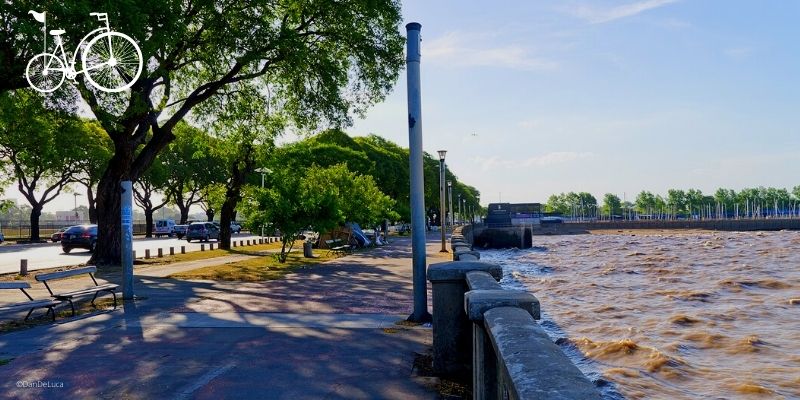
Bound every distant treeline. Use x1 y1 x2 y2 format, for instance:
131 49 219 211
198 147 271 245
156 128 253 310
546 186 800 219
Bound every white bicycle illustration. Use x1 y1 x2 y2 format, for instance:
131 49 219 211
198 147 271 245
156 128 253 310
25 11 142 93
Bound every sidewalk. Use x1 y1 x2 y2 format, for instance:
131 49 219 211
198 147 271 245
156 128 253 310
0 235 448 399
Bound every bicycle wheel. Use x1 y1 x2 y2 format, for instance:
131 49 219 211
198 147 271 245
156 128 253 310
25 53 65 93
82 31 142 93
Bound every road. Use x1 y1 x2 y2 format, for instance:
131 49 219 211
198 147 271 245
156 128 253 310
0 233 265 275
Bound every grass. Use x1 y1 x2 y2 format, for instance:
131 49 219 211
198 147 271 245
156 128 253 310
168 251 342 281
134 240 290 267
0 240 291 282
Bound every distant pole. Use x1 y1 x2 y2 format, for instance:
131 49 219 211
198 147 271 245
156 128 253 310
405 22 431 322
437 150 447 253
120 181 134 300
447 180 453 231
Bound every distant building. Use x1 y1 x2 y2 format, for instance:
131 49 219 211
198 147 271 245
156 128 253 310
55 211 86 222
485 203 542 227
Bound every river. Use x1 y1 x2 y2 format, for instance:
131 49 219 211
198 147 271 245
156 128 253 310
480 230 800 399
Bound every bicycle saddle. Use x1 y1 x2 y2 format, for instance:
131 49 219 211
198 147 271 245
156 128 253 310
49 29 65 36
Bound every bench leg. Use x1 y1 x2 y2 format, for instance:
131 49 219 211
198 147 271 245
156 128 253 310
47 306 55 321
67 300 75 317
25 308 35 321
109 290 118 309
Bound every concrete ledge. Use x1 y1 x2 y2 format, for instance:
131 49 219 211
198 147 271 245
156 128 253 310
427 261 502 282
453 250 480 261
465 271 502 291
484 307 601 399
458 254 479 262
465 289 541 321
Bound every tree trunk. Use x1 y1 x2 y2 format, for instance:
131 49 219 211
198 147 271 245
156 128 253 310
29 204 42 242
205 208 215 222
176 201 190 224
144 205 154 238
218 145 253 250
87 185 98 224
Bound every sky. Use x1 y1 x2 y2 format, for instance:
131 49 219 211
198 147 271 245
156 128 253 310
6 0 800 213
348 0 800 205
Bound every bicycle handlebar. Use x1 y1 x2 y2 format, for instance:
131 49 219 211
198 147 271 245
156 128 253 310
89 12 108 20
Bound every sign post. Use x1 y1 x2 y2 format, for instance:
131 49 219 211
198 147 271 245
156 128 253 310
121 181 134 300
405 22 432 322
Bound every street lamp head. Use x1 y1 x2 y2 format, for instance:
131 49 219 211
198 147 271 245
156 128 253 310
447 180 452 187
437 150 447 161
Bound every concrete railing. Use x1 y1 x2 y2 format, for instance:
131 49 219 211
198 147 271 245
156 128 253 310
428 228 600 399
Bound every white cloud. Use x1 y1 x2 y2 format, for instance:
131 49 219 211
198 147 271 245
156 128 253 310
472 152 594 171
424 32 558 71
568 0 680 24
724 47 753 60
521 151 594 167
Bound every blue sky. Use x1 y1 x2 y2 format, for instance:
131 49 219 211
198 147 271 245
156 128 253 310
349 0 800 204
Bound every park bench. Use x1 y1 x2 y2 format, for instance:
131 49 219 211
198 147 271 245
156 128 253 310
35 266 119 316
0 282 63 321
324 239 352 256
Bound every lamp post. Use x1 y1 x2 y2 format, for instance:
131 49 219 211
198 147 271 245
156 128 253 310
437 150 447 253
73 193 81 221
447 180 453 233
255 167 271 238
458 194 462 224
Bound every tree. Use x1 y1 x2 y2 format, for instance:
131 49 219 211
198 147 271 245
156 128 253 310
162 123 225 224
635 191 657 215
133 155 169 238
0 90 84 240
243 164 395 262
602 193 622 217
199 183 227 222
3 1 404 265
73 120 113 223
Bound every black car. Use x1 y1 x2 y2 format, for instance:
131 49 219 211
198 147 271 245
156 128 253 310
61 225 98 253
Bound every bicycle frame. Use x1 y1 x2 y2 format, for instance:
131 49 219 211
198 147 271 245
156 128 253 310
44 23 111 77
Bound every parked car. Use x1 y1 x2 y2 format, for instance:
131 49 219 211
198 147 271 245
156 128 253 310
185 222 219 242
230 221 242 234
174 224 189 239
61 225 98 253
51 227 68 242
154 219 176 238
0 232 4 244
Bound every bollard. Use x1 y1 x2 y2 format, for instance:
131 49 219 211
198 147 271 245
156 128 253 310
247 240 251 246
259 239 263 244
20 259 28 276
181 246 186 254
132 250 137 259
240 240 244 247
209 243 214 250
158 248 163 258
233 241 237 247
170 247 175 256
201 244 205 251
145 249 151 259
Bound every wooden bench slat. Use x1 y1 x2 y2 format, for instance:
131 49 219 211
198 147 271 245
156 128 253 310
35 266 98 282
53 284 119 299
0 299 61 313
0 282 31 289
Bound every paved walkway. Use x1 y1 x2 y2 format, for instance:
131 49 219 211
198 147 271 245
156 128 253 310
0 235 449 399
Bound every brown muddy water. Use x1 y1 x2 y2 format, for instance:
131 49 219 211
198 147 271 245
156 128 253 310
481 230 800 399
